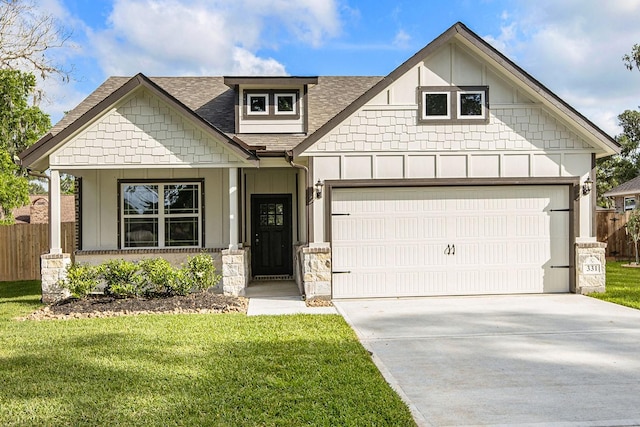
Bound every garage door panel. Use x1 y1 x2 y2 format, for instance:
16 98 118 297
332 185 570 298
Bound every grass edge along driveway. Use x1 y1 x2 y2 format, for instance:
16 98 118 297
590 261 640 310
0 281 415 426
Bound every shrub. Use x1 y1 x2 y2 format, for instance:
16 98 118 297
139 258 175 295
102 259 143 298
58 263 101 299
184 253 221 292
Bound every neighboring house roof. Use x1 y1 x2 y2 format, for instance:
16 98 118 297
603 176 640 198
12 195 76 224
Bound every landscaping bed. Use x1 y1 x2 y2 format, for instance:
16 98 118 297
21 291 247 320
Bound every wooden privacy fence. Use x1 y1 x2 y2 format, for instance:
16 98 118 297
596 210 636 260
0 222 75 282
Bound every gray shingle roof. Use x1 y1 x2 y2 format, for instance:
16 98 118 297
50 75 382 153
604 176 640 198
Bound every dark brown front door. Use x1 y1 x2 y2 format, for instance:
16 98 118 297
251 194 292 276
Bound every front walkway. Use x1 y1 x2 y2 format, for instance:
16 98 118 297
245 280 336 316
335 294 640 427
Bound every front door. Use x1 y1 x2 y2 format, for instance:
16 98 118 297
251 194 293 276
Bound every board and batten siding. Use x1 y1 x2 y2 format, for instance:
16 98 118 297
303 41 596 242
49 88 247 169
76 168 229 250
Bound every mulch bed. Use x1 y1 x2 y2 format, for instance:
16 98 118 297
20 292 248 321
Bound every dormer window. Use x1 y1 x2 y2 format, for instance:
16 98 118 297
243 90 300 119
275 93 296 114
248 94 268 115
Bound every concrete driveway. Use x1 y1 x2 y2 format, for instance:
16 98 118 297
334 294 640 427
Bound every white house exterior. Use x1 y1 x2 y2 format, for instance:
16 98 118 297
19 23 618 302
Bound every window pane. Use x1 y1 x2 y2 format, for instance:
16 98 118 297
165 184 198 214
250 96 267 112
424 93 448 117
123 185 158 215
165 217 198 246
124 218 158 247
460 93 483 116
277 95 294 112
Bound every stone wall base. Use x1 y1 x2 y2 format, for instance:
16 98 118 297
301 245 331 301
41 253 72 303
575 242 607 294
222 247 250 296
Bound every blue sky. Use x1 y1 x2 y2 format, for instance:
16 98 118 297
36 0 640 137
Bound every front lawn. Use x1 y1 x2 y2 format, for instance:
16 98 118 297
0 281 415 426
590 262 640 309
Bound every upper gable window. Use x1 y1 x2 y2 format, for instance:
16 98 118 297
459 91 485 118
418 86 489 124
243 90 300 120
423 92 451 120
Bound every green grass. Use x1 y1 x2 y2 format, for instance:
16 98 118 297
0 281 415 426
590 262 640 309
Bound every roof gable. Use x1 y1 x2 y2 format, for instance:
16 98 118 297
49 87 254 169
20 74 257 169
292 22 620 158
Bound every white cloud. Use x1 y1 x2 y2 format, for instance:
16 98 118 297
85 0 342 77
393 29 411 49
485 0 640 137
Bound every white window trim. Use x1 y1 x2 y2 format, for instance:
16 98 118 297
246 93 269 115
457 90 486 119
624 196 636 211
121 182 202 249
422 91 451 120
274 92 297 115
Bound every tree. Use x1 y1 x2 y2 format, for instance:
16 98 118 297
623 44 640 72
0 0 71 81
0 69 50 223
0 150 28 223
0 69 50 157
596 110 640 206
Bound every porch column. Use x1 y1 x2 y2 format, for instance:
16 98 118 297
229 167 239 249
49 169 62 254
41 169 71 303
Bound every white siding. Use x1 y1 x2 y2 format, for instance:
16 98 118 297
76 168 228 250
50 89 247 169
304 39 596 242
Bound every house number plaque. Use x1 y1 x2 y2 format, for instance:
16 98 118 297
582 256 602 275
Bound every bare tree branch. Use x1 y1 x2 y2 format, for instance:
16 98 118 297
0 0 72 84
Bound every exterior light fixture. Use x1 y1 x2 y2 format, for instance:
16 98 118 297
315 180 324 199
582 177 593 196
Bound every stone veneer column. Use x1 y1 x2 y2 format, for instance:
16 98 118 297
302 246 331 301
575 242 607 294
40 253 72 303
222 247 250 296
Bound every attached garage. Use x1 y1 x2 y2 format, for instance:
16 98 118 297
330 184 572 298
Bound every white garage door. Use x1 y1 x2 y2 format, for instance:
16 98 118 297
331 186 570 298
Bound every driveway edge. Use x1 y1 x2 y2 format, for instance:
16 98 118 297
334 301 432 427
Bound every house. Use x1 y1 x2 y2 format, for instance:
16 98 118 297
12 195 76 224
19 22 619 303
603 176 640 211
